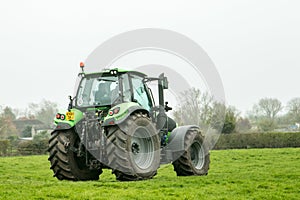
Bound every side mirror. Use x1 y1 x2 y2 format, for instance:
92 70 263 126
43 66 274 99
163 77 168 89
68 96 73 111
159 73 169 89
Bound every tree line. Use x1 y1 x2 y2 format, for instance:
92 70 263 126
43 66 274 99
1 89 300 140
0 90 299 156
173 88 300 134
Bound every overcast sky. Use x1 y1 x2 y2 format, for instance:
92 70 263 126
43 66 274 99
0 0 299 115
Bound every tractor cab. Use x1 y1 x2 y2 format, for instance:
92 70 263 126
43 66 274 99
74 69 154 111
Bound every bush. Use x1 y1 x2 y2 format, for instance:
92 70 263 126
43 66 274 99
17 139 48 155
17 140 35 155
17 131 50 155
0 140 10 156
213 132 300 150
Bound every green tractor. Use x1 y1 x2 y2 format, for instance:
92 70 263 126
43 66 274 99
48 64 210 181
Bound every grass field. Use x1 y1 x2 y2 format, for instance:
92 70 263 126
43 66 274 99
0 148 299 200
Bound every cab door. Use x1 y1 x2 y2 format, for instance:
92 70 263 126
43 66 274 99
129 74 153 111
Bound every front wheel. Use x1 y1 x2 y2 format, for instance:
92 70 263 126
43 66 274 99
172 129 210 176
106 113 160 181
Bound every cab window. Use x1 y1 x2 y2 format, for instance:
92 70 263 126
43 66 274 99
131 75 151 110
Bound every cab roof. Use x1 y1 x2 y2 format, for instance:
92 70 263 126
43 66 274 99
84 68 147 77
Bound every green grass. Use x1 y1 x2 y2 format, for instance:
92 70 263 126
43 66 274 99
0 148 299 200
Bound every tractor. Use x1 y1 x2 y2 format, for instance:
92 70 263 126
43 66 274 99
48 63 210 181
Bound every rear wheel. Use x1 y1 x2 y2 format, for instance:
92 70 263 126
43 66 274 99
48 129 102 181
106 113 160 181
172 129 210 176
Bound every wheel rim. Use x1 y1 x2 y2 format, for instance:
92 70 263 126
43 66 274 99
131 127 155 170
190 141 205 170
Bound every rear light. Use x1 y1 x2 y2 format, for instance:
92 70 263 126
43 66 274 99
60 114 66 120
56 113 61 119
109 107 120 116
113 107 120 114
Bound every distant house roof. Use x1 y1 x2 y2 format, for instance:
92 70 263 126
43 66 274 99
13 119 46 131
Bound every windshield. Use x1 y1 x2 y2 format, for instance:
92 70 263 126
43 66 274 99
76 75 118 107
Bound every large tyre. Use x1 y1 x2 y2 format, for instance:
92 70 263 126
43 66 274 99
172 129 210 176
106 113 160 181
48 129 102 181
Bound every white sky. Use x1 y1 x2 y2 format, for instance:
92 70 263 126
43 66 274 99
0 0 300 115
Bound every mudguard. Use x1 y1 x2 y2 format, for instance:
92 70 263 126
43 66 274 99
166 125 201 160
102 102 149 126
53 108 84 130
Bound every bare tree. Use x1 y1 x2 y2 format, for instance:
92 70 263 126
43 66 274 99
210 103 239 134
250 98 283 131
0 107 17 138
257 98 283 119
200 92 214 125
172 88 213 129
28 99 58 127
172 87 235 133
286 97 300 123
209 102 226 131
235 117 252 133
